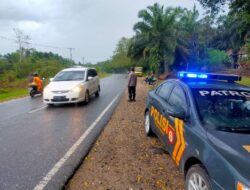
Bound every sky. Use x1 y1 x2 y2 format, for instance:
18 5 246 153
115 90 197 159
0 0 205 64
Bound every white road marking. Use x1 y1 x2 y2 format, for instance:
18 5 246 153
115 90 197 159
28 106 47 114
33 94 119 190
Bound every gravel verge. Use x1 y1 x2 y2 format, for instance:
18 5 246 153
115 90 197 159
66 79 185 190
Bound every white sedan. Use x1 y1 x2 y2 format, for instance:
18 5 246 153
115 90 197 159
43 67 100 105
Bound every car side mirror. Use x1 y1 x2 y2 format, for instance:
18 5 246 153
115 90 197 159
167 106 186 120
50 78 54 82
88 76 93 81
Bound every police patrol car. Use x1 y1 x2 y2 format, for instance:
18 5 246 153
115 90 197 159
144 72 250 190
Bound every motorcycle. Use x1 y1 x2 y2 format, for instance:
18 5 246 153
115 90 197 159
28 78 44 98
28 85 42 97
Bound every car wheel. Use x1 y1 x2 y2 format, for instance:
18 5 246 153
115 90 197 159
186 164 212 190
85 90 90 104
47 103 54 107
95 86 100 97
145 111 154 136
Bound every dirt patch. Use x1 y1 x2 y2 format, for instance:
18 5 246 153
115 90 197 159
66 79 185 190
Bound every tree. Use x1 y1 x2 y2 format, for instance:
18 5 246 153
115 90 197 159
201 49 231 71
174 6 201 71
127 3 247 73
13 28 30 64
128 3 182 73
196 0 250 23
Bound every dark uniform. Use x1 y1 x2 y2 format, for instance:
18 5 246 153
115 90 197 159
128 69 137 101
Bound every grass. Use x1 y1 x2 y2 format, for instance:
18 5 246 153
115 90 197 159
238 77 250 86
0 88 28 102
99 72 111 79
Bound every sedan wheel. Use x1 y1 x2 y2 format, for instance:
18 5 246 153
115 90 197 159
144 111 154 136
186 165 211 190
85 91 90 104
95 86 100 97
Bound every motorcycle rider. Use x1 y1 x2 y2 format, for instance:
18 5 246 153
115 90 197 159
30 73 43 91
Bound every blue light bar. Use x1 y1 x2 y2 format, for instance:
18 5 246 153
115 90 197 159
198 74 208 79
179 72 184 77
177 71 241 82
187 73 197 78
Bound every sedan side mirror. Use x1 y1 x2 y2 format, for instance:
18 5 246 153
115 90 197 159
167 106 186 120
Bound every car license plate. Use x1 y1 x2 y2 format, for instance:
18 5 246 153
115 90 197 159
53 96 66 100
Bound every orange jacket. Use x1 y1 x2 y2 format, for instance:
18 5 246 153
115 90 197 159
33 76 43 91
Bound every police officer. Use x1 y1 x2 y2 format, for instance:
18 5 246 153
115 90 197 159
128 67 137 102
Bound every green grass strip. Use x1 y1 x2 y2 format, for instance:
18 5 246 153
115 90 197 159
238 77 250 87
0 88 28 102
98 72 111 79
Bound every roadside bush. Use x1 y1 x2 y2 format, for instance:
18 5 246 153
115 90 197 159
14 61 34 78
200 49 231 71
2 71 16 82
39 64 64 78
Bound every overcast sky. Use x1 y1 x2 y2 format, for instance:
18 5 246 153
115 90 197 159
0 0 205 64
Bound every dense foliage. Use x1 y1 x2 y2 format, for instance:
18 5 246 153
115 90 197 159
197 0 250 17
0 49 72 88
125 2 250 74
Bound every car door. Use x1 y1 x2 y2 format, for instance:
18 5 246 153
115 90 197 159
149 82 174 141
165 85 188 166
86 69 94 94
92 69 99 92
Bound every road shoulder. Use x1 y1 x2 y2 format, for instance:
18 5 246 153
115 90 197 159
66 79 185 190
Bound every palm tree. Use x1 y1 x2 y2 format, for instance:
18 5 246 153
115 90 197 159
128 3 182 73
175 6 201 70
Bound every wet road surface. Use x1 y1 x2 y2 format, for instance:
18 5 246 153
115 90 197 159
0 74 127 190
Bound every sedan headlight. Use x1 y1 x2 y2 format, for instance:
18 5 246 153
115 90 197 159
43 87 49 93
71 86 81 93
237 182 250 190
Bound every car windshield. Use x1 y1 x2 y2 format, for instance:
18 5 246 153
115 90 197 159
192 89 250 132
53 71 85 81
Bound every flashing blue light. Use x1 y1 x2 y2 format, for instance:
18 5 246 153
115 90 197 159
178 72 208 79
179 72 184 77
187 73 197 78
177 71 241 82
198 74 208 79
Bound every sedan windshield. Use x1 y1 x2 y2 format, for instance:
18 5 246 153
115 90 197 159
193 89 250 132
53 71 85 81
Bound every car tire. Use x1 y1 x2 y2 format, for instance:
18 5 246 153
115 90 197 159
47 103 54 107
144 111 154 136
95 86 100 97
185 164 212 190
85 90 90 104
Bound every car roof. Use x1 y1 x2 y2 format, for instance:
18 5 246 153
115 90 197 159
166 79 250 91
61 67 94 72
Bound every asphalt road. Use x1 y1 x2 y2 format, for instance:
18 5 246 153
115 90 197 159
0 74 127 190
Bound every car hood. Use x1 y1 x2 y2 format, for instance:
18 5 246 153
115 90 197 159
46 81 83 91
207 128 250 180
